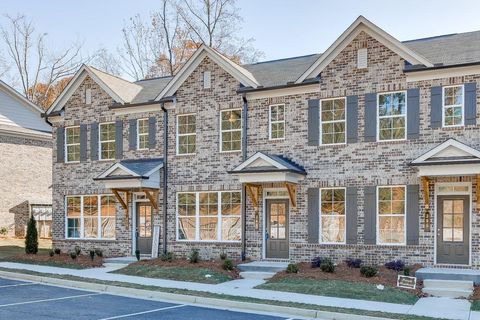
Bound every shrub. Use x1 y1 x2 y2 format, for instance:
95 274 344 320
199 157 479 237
160 251 175 262
135 250 141 261
311 256 322 268
346 258 363 268
69 251 77 260
222 259 234 271
94 249 103 257
286 263 299 273
89 250 95 261
385 260 405 271
25 215 38 254
74 246 81 256
0 226 8 236
360 266 378 278
49 250 55 257
189 249 200 263
220 252 227 260
403 267 411 276
320 258 335 273
54 248 61 255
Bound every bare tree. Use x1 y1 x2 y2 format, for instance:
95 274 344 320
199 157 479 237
0 14 86 109
92 47 122 76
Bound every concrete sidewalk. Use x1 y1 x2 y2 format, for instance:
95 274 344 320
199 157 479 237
0 261 474 320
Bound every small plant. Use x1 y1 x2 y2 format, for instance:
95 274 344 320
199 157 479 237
49 250 55 257
135 250 141 261
0 226 8 236
311 256 322 268
403 267 411 276
74 246 81 256
286 263 299 273
222 259 234 271
94 248 103 257
320 258 335 273
385 260 405 271
189 249 200 263
160 251 175 262
89 250 95 261
70 251 77 260
54 248 61 255
360 266 378 278
220 252 227 260
346 258 363 268
25 215 38 254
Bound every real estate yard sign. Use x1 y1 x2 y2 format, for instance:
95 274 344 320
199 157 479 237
397 275 416 289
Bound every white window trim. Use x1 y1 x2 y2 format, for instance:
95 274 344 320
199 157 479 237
176 190 242 243
99 122 116 161
319 187 346 244
136 118 149 150
220 108 242 153
176 113 196 156
442 84 465 128
64 126 80 163
268 104 286 141
320 97 347 146
377 91 407 142
376 185 407 246
65 194 116 240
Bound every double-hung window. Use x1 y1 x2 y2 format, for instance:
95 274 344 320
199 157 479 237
443 85 464 127
269 104 285 140
378 92 406 141
177 191 241 242
99 122 116 160
137 118 149 150
377 186 406 245
177 114 196 155
65 126 80 162
320 188 346 243
320 98 346 144
66 197 81 238
220 109 242 152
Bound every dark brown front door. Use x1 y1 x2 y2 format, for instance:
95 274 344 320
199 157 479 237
437 195 469 265
266 199 289 259
136 202 153 255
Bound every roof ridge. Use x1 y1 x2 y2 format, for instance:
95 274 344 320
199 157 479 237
244 53 321 66
403 29 480 43
135 75 174 83
87 65 139 86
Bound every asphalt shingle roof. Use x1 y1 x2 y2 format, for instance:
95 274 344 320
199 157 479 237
120 158 164 176
132 76 173 103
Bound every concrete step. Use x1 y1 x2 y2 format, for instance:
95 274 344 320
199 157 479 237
416 267 480 284
240 271 276 280
237 261 288 273
423 287 472 298
424 279 473 290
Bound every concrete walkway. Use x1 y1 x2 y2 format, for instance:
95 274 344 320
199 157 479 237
0 262 474 319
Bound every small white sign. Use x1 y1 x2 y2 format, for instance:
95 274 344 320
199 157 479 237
397 275 417 289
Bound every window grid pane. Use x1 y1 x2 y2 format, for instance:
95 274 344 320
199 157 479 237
270 105 285 140
378 92 406 141
65 127 80 162
100 123 116 160
378 186 406 244
321 99 346 144
137 119 149 150
177 114 196 154
320 188 345 243
221 110 242 151
443 86 464 127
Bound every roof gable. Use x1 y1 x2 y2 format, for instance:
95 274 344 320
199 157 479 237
296 16 434 83
231 152 305 174
155 44 259 100
411 139 480 165
96 158 164 180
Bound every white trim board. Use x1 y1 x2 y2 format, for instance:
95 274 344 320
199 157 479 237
412 139 480 164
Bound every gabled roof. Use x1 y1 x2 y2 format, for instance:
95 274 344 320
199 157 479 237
230 152 306 175
296 15 434 83
95 158 164 180
411 139 480 166
154 44 259 100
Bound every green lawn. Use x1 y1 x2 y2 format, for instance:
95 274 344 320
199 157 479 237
112 265 234 284
0 238 50 259
256 278 419 305
471 301 480 311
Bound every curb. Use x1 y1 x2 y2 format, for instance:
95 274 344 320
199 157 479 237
0 270 391 320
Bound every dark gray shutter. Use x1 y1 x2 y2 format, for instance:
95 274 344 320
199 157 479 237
90 122 98 161
129 119 137 150
307 188 319 243
431 86 442 128
308 99 319 146
56 127 64 163
148 116 157 149
406 185 420 245
80 124 87 162
465 82 477 126
115 120 123 159
363 186 376 244
364 93 377 142
346 187 358 244
346 95 358 143
407 88 420 139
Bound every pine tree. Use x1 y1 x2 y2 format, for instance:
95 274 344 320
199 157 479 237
25 215 38 254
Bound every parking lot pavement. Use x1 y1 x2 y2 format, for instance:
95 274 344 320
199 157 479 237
0 277 298 320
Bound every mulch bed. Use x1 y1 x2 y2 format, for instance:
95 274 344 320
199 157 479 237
470 285 480 300
272 262 424 296
6 253 104 269
127 258 242 279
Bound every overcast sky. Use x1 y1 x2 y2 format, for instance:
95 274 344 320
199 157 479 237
1 0 480 62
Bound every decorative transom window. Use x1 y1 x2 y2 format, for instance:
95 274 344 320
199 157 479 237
221 109 242 152
377 186 406 245
443 85 464 127
99 122 116 160
321 98 346 144
66 195 116 239
320 188 345 243
177 114 196 155
65 126 80 162
137 118 149 150
177 191 241 242
378 92 406 141
269 104 285 140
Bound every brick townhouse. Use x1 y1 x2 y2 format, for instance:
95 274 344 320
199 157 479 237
46 16 480 268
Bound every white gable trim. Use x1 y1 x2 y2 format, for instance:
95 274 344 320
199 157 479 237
412 139 480 164
232 152 287 171
296 16 433 83
47 65 126 115
97 163 140 179
155 45 259 101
